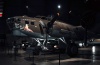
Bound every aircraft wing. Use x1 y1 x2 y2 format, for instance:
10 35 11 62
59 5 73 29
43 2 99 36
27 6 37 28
12 29 57 40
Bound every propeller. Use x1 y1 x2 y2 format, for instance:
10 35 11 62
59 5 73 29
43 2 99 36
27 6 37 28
39 13 60 35
46 13 60 34
39 13 60 47
45 13 59 46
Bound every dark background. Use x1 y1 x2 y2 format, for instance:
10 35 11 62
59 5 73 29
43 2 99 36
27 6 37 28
0 0 100 33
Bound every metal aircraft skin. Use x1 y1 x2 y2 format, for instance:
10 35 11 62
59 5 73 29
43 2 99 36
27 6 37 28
6 15 88 41
7 15 100 57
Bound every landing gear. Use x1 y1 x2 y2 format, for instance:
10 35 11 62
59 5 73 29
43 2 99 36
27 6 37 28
66 43 78 57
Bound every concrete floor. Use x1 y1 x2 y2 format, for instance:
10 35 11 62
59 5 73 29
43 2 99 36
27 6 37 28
0 46 100 65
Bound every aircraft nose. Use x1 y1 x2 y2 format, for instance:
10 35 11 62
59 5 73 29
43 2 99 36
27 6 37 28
7 17 15 22
15 18 21 23
6 17 16 30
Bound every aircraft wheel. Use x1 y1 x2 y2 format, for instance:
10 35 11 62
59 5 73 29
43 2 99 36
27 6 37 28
66 43 78 57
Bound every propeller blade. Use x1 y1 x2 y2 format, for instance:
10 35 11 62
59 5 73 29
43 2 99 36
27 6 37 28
47 13 59 28
46 13 60 33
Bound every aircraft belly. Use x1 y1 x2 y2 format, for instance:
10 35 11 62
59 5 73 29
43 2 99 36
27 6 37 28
50 30 65 38
13 30 27 36
18 30 56 39
50 29 79 40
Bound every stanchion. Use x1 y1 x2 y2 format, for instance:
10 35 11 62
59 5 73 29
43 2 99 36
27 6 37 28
32 51 36 65
59 50 61 65
14 48 17 61
58 39 61 65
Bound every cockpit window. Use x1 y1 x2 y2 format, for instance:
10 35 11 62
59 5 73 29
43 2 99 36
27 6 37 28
31 22 34 25
25 21 29 24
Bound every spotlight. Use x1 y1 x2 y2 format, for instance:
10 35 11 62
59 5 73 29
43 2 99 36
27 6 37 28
26 6 29 8
57 5 61 9
92 46 96 54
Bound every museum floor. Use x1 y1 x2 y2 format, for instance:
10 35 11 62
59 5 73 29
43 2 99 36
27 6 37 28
0 46 100 65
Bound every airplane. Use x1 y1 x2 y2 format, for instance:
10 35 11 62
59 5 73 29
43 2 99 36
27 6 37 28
6 13 100 57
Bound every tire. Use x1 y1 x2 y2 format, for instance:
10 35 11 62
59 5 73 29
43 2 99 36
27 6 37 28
66 43 78 57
